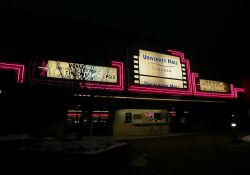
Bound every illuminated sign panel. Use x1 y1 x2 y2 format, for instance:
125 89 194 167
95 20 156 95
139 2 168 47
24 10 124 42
139 50 183 79
140 75 184 88
134 49 185 88
131 111 168 124
199 79 230 93
47 60 117 83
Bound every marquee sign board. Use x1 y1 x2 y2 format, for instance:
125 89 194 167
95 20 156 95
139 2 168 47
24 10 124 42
39 60 118 83
132 49 187 89
199 79 230 93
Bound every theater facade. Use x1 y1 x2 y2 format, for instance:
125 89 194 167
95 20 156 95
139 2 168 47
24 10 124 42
0 48 245 138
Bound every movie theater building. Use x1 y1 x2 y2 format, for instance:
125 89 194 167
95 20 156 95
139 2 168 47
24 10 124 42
0 48 245 138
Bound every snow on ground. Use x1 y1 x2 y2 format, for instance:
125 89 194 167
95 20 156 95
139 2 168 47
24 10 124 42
3 133 249 154
241 135 250 143
0 134 34 141
23 136 119 153
0 134 124 153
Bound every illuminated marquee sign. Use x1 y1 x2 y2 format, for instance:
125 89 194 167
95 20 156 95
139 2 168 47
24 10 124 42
140 76 184 88
46 60 117 83
133 49 186 88
199 79 230 93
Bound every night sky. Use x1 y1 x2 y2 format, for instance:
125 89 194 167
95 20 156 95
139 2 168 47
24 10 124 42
0 0 250 85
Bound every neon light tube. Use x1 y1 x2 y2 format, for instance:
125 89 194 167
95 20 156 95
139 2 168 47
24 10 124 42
0 62 25 83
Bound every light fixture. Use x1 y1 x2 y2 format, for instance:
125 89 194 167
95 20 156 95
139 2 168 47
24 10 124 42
231 123 237 127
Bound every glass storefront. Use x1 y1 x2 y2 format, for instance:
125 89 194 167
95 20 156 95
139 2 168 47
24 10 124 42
66 108 113 136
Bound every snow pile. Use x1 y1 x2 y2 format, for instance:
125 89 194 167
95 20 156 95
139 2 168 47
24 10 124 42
18 136 119 153
0 134 33 141
241 135 250 143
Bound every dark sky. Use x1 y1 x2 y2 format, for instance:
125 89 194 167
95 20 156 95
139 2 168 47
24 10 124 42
0 0 250 85
1 0 249 47
0 1 247 45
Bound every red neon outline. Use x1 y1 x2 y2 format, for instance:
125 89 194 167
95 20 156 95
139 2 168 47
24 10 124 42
0 62 25 83
128 50 193 96
234 88 245 98
191 72 244 98
100 114 109 117
40 61 47 77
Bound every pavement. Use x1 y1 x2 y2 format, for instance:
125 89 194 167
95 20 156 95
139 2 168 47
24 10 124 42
113 132 208 141
1 131 250 174
114 131 250 175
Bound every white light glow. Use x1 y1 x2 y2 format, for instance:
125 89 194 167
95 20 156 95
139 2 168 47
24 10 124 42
68 110 82 112
231 123 237 127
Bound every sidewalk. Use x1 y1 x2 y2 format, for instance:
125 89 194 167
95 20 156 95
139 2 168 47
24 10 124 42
113 132 211 141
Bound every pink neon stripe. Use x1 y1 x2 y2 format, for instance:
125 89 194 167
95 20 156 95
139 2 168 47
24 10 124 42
186 60 192 90
0 65 24 83
17 68 21 82
168 50 185 60
100 114 109 117
0 63 25 83
234 88 245 93
20 65 25 83
67 113 82 117
0 63 23 67
234 88 245 98
40 61 47 77
0 66 19 70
